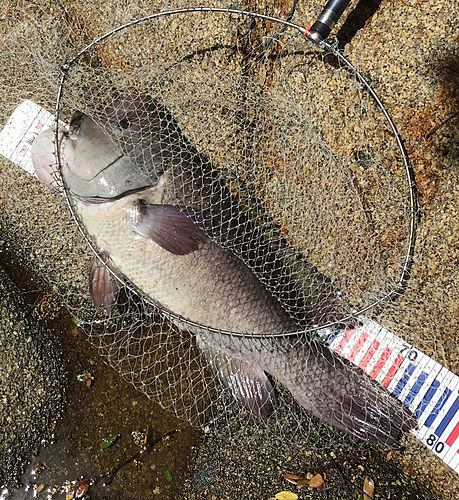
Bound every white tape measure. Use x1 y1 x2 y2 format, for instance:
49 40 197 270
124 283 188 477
2 100 459 472
318 318 459 470
0 100 59 176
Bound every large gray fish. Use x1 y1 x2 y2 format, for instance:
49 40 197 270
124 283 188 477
31 95 416 448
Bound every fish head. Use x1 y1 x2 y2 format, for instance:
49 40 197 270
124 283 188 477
102 95 188 179
31 95 179 200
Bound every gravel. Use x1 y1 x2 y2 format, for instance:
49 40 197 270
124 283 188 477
0 264 66 487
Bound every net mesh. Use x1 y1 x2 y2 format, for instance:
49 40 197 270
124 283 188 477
1 4 419 450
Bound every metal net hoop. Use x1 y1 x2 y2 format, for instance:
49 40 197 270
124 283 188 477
52 6 417 336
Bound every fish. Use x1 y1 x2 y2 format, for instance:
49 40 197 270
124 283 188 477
31 94 417 448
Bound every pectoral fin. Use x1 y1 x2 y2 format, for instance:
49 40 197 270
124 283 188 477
196 336 275 418
89 253 119 317
128 203 207 255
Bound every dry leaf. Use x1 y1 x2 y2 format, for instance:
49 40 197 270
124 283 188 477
365 12 378 25
363 476 375 499
275 491 298 500
386 450 394 461
37 484 45 493
74 479 89 498
309 473 324 488
284 474 303 485
259 66 267 85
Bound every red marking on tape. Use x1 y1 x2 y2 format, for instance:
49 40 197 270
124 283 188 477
36 121 45 131
359 340 380 370
370 347 391 379
20 145 29 155
347 332 368 363
446 421 459 447
382 355 404 388
335 328 355 354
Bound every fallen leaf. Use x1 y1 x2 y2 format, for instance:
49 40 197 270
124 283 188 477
34 462 45 473
259 66 267 85
309 473 324 488
275 491 298 500
101 434 118 449
37 484 45 493
74 479 89 499
284 474 303 484
363 476 375 499
365 12 378 25
386 450 394 461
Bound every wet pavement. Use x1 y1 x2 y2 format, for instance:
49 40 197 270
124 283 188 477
0 243 200 500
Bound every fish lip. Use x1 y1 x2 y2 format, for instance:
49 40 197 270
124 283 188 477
72 184 152 204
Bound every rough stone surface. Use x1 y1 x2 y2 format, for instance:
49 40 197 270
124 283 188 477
0 264 66 487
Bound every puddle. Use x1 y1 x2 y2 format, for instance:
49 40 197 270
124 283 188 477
0 243 201 500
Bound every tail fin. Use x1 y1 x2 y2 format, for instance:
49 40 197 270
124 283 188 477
282 341 417 449
333 374 417 449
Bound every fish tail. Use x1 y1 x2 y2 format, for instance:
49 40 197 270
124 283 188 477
332 376 417 449
283 342 417 449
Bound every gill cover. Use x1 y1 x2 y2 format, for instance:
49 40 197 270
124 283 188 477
32 110 154 199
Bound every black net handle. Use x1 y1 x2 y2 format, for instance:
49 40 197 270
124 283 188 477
307 0 352 44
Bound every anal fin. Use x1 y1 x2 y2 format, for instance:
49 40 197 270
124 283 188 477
196 335 275 418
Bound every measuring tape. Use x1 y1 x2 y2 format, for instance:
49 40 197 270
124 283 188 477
2 100 459 472
318 317 459 470
0 100 60 176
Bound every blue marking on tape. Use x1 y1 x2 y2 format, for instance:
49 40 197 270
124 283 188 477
435 395 459 438
424 388 452 428
404 372 427 406
392 363 416 398
325 334 336 345
416 379 440 419
318 327 342 346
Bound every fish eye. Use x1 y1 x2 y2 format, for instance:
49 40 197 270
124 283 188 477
69 111 85 136
118 119 131 130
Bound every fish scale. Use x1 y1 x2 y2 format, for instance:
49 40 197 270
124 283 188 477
76 188 295 336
